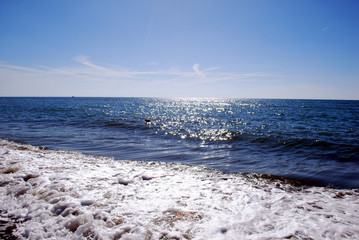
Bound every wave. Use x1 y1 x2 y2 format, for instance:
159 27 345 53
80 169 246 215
102 117 359 167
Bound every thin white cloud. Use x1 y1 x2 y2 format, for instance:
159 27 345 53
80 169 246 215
192 63 205 78
0 57 275 87
73 55 121 74
322 27 329 31
0 61 44 73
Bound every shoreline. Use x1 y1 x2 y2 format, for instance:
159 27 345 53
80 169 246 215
1 139 359 239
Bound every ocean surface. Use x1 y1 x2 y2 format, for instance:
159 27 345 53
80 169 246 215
0 97 358 189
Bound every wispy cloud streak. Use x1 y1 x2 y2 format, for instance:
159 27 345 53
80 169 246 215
0 56 275 85
192 64 205 78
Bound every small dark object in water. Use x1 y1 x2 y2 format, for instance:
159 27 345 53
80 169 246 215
142 175 153 181
145 119 151 123
220 228 228 234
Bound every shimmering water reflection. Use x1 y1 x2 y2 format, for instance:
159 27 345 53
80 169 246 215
0 97 358 188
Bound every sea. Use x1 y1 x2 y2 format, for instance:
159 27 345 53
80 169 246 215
0 97 358 189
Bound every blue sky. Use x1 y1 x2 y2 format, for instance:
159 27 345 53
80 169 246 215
0 0 358 99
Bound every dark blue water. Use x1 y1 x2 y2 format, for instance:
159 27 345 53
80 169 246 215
1 97 358 188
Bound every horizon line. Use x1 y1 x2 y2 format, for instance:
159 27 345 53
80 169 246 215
0 96 358 101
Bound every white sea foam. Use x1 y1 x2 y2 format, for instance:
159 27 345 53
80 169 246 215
0 139 358 239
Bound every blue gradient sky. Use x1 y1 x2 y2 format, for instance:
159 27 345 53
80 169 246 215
0 0 358 99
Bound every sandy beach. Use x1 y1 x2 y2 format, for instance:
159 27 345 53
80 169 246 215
1 139 359 239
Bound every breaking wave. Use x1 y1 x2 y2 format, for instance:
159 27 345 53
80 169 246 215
1 139 359 239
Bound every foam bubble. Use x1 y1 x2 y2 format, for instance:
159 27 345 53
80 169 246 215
1 139 359 239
